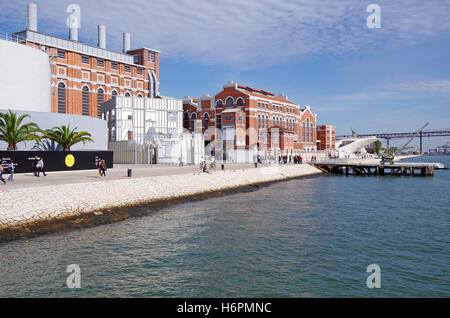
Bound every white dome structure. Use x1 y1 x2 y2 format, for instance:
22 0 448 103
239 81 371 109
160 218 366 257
0 39 51 112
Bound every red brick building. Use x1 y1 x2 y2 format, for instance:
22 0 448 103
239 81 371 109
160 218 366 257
13 4 160 118
317 125 336 150
183 81 319 158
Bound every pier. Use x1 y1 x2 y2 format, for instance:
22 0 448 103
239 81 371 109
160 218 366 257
313 161 435 176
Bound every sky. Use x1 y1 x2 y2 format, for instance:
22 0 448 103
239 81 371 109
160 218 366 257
1 0 449 149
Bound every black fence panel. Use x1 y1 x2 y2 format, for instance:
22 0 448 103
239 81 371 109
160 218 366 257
0 151 113 174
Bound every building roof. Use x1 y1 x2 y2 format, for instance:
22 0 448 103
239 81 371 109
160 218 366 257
13 30 158 67
235 84 298 106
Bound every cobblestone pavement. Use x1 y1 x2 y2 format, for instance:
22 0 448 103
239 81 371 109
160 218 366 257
0 163 258 190
0 164 321 237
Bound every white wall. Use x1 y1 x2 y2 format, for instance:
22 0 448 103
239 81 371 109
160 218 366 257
0 110 107 150
0 39 51 112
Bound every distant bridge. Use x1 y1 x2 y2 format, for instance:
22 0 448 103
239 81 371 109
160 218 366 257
336 128 450 153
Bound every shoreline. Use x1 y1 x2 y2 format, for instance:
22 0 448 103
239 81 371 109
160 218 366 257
0 164 322 243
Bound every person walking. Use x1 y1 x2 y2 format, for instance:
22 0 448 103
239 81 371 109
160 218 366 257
96 159 102 177
0 165 6 184
32 155 39 176
100 159 106 177
178 156 184 167
37 157 47 177
8 159 14 181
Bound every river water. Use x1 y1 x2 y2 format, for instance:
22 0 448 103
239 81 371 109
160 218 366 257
0 156 449 297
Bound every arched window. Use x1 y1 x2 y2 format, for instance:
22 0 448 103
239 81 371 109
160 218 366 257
265 115 268 128
183 112 189 129
111 90 118 98
137 94 143 98
97 88 104 118
57 82 66 113
258 114 261 129
125 92 131 97
82 86 90 116
306 119 310 143
310 123 314 143
226 97 233 108
302 123 306 142
191 113 197 130
216 100 223 108
203 113 209 130
149 70 158 98
236 98 244 107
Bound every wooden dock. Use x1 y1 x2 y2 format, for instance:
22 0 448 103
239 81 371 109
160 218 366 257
313 161 435 176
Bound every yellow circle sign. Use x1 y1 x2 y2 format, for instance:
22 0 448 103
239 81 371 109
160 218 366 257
65 154 75 167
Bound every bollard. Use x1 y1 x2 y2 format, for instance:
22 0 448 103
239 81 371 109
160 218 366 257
221 164 225 170
127 168 132 177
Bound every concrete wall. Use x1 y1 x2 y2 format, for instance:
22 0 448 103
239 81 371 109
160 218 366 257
0 39 51 112
0 110 107 150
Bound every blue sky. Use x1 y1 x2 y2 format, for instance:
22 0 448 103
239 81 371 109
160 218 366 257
1 0 449 149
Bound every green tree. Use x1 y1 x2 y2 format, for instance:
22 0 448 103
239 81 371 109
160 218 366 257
43 125 94 151
0 110 41 150
374 140 382 154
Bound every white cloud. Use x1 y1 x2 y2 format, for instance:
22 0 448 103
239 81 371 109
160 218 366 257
323 91 412 102
391 79 450 94
1 0 450 68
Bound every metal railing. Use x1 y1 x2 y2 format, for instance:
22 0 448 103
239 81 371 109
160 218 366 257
0 31 26 44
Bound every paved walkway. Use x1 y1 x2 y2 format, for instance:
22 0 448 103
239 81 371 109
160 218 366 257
0 164 322 242
1 163 270 190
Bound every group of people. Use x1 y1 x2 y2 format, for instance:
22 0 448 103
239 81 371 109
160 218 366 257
96 159 107 177
278 155 303 164
199 156 215 173
0 160 14 184
32 156 47 177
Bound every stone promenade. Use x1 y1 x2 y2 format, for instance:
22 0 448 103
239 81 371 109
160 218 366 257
0 163 322 242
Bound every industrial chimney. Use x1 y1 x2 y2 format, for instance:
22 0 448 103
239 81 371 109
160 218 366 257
98 25 106 49
123 32 131 53
69 27 78 41
27 3 37 32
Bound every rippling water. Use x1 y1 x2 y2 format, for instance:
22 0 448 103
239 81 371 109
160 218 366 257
0 156 449 297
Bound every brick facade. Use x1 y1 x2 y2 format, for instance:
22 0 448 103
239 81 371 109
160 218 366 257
183 81 320 155
317 125 336 150
20 33 159 118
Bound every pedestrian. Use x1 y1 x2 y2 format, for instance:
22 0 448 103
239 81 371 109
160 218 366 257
8 159 14 181
37 157 47 177
178 156 184 167
0 165 6 184
96 159 102 177
100 159 106 176
32 155 39 176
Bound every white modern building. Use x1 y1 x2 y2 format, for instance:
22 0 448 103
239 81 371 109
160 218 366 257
335 137 379 158
103 96 204 164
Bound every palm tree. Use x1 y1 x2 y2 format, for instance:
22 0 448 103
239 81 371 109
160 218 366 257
43 125 94 151
32 138 63 151
0 110 41 150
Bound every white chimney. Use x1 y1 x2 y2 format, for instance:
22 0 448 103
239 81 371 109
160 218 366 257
98 25 106 49
69 27 78 41
123 32 131 53
27 3 37 32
